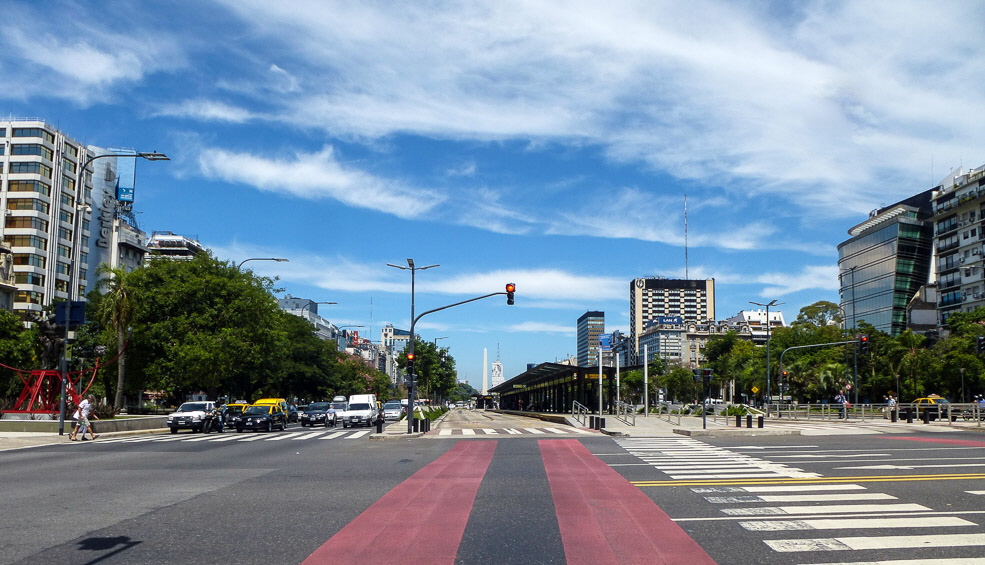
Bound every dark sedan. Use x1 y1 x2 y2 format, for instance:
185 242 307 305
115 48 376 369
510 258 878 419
235 405 287 432
299 402 337 427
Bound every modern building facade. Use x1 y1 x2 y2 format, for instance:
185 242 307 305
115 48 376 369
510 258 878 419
0 239 14 310
629 277 715 364
838 190 935 335
0 119 91 320
576 310 605 367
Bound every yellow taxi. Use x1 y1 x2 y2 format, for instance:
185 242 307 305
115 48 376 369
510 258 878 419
912 395 950 421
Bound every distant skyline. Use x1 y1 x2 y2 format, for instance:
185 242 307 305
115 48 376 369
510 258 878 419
4 1 985 389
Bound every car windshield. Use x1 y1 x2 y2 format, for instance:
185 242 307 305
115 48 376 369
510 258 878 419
308 403 330 411
330 403 346 410
178 403 208 412
384 403 401 409
349 403 371 411
225 406 244 416
244 406 270 415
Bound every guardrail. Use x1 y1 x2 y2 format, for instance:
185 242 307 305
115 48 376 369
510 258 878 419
712 402 985 426
613 402 636 426
572 401 590 426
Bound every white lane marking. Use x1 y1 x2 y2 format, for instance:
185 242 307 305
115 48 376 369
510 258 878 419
722 503 930 516
837 463 985 470
207 434 242 442
523 428 547 434
438 429 453 436
182 435 221 442
542 428 569 434
265 432 307 441
504 428 523 435
691 485 867 494
345 431 370 439
967 490 985 495
568 428 596 434
461 429 476 436
740 516 976 531
767 533 985 552
707 493 894 504
481 429 499 435
291 432 329 440
237 434 269 441
318 432 348 440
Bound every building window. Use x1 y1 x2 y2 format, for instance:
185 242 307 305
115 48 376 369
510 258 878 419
11 144 54 161
60 193 75 207
12 128 55 144
6 216 48 231
9 161 53 178
64 144 78 159
7 179 51 196
56 262 70 276
7 198 49 214
14 272 44 286
14 291 44 305
6 235 47 248
13 254 46 268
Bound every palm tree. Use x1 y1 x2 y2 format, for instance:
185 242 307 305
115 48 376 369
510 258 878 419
95 265 137 410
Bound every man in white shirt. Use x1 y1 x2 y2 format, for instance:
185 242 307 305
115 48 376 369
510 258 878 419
69 395 98 441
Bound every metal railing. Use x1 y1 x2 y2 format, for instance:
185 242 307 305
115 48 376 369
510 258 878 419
613 402 636 426
572 401 590 426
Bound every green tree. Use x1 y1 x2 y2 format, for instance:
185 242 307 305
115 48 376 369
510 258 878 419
0 310 36 398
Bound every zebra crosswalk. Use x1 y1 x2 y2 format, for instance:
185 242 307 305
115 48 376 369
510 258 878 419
614 437 985 564
434 426 598 437
94 429 374 444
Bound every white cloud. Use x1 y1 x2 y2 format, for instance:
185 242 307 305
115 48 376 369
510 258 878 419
197 145 444 219
506 321 576 335
756 265 841 297
153 99 256 123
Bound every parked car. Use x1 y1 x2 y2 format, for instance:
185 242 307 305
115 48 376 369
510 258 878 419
300 402 337 427
236 404 288 432
167 401 217 434
383 401 403 421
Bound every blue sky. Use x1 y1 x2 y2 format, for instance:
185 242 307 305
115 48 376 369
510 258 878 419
4 1 985 389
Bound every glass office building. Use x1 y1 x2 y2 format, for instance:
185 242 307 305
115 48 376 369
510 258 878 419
837 190 934 336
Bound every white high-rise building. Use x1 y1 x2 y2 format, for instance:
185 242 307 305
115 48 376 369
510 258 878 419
629 277 715 364
0 119 90 320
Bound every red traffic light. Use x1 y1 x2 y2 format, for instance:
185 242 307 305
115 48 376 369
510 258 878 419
406 353 415 360
506 283 515 305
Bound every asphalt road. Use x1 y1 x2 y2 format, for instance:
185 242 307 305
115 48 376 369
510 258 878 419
3 412 985 564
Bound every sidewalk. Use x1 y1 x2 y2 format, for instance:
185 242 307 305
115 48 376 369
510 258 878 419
0 428 165 451
600 413 798 438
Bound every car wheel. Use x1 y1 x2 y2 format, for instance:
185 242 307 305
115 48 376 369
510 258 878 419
170 427 178 434
265 421 272 433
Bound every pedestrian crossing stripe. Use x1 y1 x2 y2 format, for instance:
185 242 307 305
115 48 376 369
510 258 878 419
434 427 597 436
740 516 977 531
767 532 985 552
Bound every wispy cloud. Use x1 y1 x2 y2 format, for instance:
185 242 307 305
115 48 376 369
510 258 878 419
152 99 256 123
197 146 445 219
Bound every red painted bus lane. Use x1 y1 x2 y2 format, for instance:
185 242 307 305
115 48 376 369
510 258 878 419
302 441 496 565
541 439 716 565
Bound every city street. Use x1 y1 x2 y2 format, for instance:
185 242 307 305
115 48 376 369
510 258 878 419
3 411 985 564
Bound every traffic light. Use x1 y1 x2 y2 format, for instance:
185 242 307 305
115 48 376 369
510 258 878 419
977 335 985 355
406 352 415 375
506 283 515 305
859 335 869 354
781 370 788 380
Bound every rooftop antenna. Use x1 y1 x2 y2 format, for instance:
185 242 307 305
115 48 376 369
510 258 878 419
684 194 689 279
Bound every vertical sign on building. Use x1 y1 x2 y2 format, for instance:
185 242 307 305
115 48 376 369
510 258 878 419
110 148 138 202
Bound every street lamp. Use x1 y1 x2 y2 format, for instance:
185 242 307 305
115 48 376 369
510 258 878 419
387 258 439 434
750 299 784 416
238 257 289 270
58 150 169 435
434 336 448 346
299 300 336 315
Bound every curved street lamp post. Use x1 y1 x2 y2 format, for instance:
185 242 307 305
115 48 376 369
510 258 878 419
749 299 783 417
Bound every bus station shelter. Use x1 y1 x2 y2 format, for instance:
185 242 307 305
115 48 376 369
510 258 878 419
489 362 617 414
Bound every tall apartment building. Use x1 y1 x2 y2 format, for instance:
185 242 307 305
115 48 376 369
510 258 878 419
725 309 786 345
576 310 604 367
0 120 91 319
930 165 985 325
837 190 935 336
629 277 715 364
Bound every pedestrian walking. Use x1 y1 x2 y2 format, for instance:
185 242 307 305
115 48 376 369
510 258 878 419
834 390 849 420
886 394 897 420
69 395 99 441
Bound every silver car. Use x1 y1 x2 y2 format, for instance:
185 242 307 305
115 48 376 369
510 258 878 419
382 401 403 421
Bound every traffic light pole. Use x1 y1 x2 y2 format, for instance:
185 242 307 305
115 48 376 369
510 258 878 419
405 291 510 434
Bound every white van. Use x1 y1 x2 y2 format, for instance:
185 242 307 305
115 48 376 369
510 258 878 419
342 394 379 428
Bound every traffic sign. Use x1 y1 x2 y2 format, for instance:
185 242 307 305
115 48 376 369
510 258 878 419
751 386 759 394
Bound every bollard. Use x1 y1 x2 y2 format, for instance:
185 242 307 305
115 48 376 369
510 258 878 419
375 419 384 433
905 408 913 424
736 415 742 428
746 415 753 428
922 411 929 424
413 418 419 432
424 418 431 432
757 415 764 428
890 409 897 423
599 417 605 429
589 416 595 429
